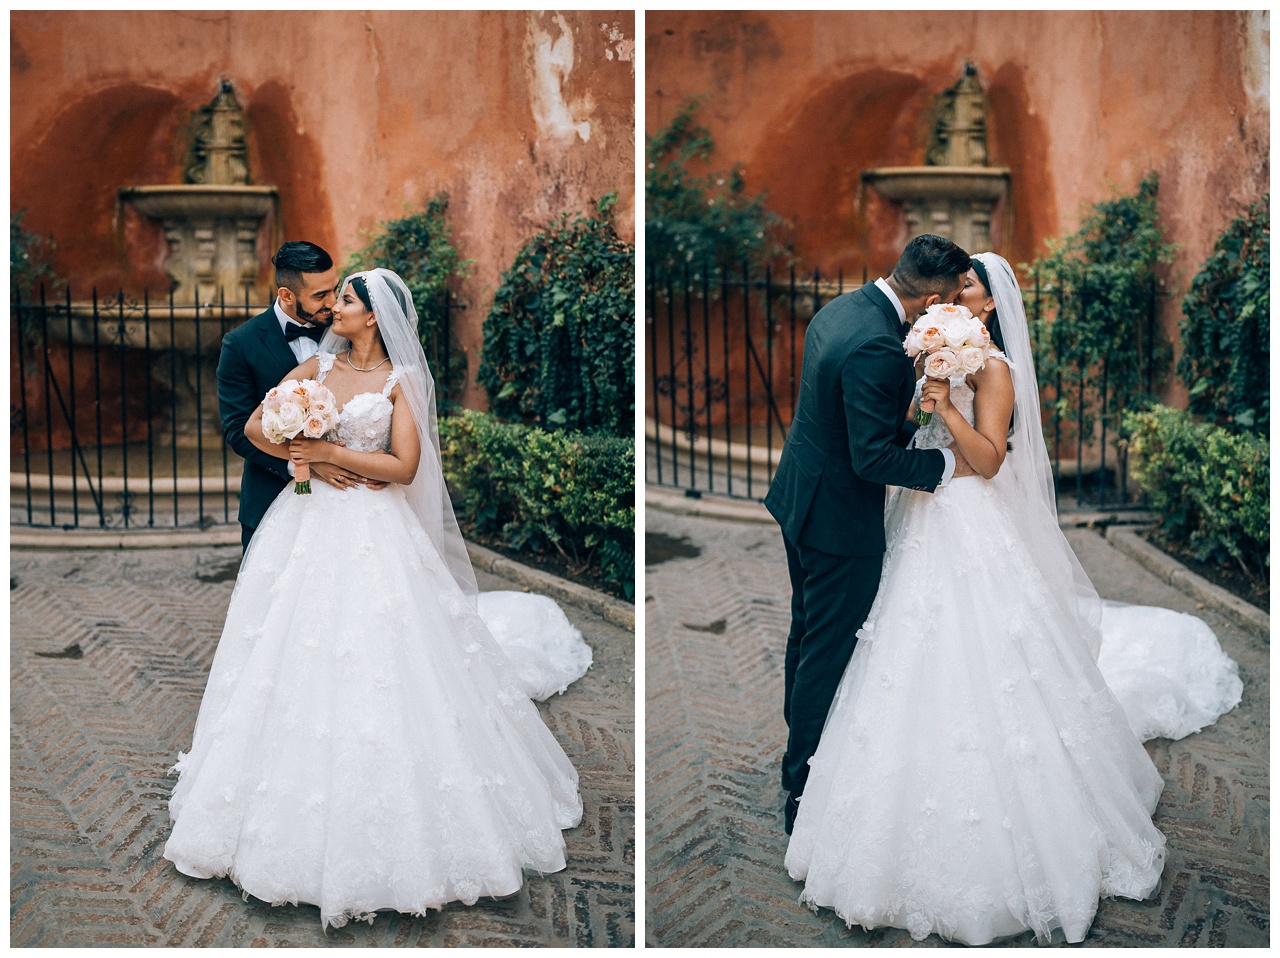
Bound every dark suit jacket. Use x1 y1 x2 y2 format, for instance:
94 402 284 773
217 306 300 530
764 282 946 556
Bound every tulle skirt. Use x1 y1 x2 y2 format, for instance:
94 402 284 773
786 476 1240 944
163 481 584 928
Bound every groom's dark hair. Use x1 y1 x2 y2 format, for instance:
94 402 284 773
273 241 334 294
891 234 971 298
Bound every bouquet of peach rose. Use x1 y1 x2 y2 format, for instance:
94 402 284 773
260 379 341 493
903 302 992 426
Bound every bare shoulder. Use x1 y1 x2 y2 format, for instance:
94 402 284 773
974 354 1013 387
280 355 320 385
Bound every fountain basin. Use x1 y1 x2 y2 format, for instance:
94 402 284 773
863 166 1010 253
119 185 277 220
862 166 1010 201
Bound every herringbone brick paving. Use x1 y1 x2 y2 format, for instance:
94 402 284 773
11 544 634 947
645 508 1268 947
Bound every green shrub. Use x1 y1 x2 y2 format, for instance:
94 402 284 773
646 96 790 280
440 409 635 600
1178 197 1269 433
1124 405 1268 578
478 194 634 437
11 210 63 298
1025 173 1177 440
342 192 472 405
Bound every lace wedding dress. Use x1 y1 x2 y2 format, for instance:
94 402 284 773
163 358 590 928
785 361 1242 945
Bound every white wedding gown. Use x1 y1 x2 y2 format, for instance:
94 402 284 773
786 364 1242 945
163 365 592 928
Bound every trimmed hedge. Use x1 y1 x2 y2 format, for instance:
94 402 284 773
1124 405 1268 578
440 410 635 600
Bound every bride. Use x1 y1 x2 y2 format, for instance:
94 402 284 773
163 267 591 928
785 252 1242 945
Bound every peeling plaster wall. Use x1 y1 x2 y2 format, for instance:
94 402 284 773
11 10 635 408
647 10 1269 404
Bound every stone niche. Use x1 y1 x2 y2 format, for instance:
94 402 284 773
119 80 278 301
863 63 1010 253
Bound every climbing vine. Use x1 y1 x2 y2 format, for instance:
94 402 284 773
1177 196 1269 433
1024 172 1177 441
479 194 634 437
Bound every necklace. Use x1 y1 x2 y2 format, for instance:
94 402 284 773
345 349 390 372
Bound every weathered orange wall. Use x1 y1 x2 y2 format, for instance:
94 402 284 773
12 10 635 409
647 10 1269 405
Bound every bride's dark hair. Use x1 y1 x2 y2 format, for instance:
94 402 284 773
350 276 374 312
969 258 1007 354
347 275 388 349
970 256 1014 444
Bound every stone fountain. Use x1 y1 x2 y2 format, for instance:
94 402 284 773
120 79 278 302
863 63 1010 253
49 80 282 448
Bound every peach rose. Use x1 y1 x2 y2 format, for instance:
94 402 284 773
262 386 284 413
911 317 948 353
929 302 973 326
903 328 925 359
958 345 987 375
302 415 327 439
970 322 992 349
924 348 960 380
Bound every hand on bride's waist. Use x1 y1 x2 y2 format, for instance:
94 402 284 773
289 439 390 490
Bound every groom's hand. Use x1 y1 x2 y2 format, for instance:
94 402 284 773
310 461 368 490
948 444 977 478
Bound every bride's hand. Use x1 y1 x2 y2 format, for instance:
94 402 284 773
919 378 953 416
287 437 331 465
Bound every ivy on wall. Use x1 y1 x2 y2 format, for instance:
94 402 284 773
11 210 63 300
342 193 473 403
645 96 790 280
478 194 634 437
1023 173 1177 440
1177 197 1269 433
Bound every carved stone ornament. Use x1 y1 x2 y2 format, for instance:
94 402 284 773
185 79 251 186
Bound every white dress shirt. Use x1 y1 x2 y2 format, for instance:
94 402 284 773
875 277 955 487
273 299 319 477
274 299 321 364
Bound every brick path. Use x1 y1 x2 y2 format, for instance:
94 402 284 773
645 507 1268 947
11 545 634 947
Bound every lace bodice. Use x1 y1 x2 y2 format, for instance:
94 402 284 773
911 351 1010 451
316 352 401 453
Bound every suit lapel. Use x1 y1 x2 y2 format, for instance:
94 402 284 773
252 307 300 379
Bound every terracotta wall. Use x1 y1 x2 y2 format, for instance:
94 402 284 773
11 10 635 408
646 10 1269 405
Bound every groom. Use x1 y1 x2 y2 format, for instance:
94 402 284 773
764 233 974 834
217 241 381 551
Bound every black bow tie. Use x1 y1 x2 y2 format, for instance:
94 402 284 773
285 322 325 343
897 319 911 343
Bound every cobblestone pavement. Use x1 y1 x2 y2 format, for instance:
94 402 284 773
645 507 1268 947
11 545 634 947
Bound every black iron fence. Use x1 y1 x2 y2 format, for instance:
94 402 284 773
11 284 462 530
646 262 1165 508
